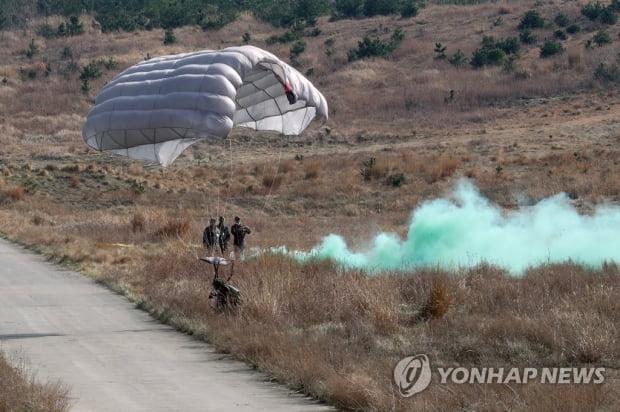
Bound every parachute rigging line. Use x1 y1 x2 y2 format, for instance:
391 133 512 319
261 135 285 214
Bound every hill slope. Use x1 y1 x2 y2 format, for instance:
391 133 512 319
0 2 619 411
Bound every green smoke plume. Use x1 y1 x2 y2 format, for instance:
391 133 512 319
280 179 620 275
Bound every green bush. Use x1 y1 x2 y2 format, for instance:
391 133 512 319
79 61 102 82
434 42 447 59
496 37 520 54
163 29 176 45
518 10 545 29
36 23 57 38
347 27 404 61
448 49 468 67
333 0 364 19
290 40 306 65
566 24 581 34
470 36 518 68
387 173 406 187
540 40 564 58
519 29 537 44
363 0 401 17
554 30 568 40
595 62 620 82
593 30 612 46
60 46 73 60
471 47 506 68
554 12 570 27
599 7 618 24
401 1 419 18
360 157 376 181
581 2 604 20
581 0 620 25
25 39 39 58
349 36 390 60
67 16 84 36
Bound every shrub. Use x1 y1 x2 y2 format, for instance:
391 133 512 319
163 28 176 45
154 219 191 238
69 176 80 187
290 40 306 63
304 162 321 179
80 60 103 94
425 156 458 183
66 16 84 36
333 0 364 19
8 187 25 201
599 7 618 24
37 23 57 38
324 38 335 56
25 39 40 58
519 29 537 44
518 10 545 29
262 173 283 189
347 27 404 61
448 49 468 67
497 36 520 54
554 12 570 27
416 278 453 321
0 187 25 203
555 30 568 40
593 30 612 46
470 36 518 68
131 180 146 194
434 42 447 59
360 157 376 181
595 62 620 82
471 47 506 68
79 61 102 81
266 27 302 44
131 212 146 232
387 173 405 187
540 40 564 58
363 0 400 16
566 24 581 34
581 2 604 20
401 1 418 18
61 46 73 60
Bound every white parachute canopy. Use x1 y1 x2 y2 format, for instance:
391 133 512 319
82 45 328 166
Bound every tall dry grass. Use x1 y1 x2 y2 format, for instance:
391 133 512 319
1 3 620 410
0 350 70 412
1 149 619 410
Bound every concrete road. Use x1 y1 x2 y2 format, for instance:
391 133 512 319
0 238 332 411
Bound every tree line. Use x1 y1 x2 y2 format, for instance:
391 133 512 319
0 0 418 32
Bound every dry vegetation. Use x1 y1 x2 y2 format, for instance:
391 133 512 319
1 0 620 410
0 351 70 411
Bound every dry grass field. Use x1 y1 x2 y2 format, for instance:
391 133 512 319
0 350 69 411
1 0 619 410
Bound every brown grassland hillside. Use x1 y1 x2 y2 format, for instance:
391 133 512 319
1 1 619 410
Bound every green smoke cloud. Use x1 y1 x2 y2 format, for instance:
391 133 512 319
280 179 620 275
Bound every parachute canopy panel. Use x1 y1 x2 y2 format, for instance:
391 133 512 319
82 45 328 166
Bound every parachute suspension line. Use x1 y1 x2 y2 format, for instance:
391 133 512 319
224 135 234 218
216 187 220 221
229 137 234 188
261 134 285 214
